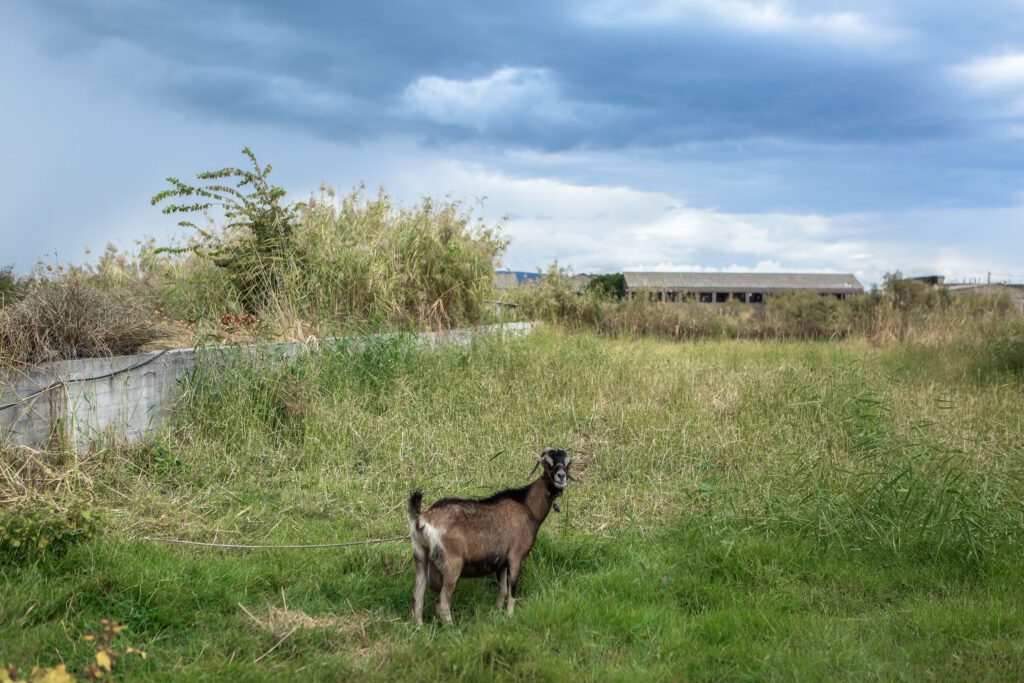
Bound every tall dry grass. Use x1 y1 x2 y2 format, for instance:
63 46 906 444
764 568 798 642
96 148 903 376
131 185 506 336
276 185 507 331
510 268 1019 349
0 274 162 366
0 180 508 366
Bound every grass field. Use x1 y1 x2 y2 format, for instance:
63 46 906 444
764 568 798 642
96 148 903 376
3 329 1024 681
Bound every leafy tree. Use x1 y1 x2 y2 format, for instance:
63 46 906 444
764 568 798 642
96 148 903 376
882 271 943 311
151 148 297 313
586 273 625 299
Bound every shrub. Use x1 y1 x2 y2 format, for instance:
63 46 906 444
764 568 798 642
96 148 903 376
973 317 1024 377
151 147 298 314
766 291 843 339
0 275 161 365
0 265 26 308
510 265 605 328
883 271 945 312
150 153 507 332
0 496 100 561
585 273 625 299
288 186 507 329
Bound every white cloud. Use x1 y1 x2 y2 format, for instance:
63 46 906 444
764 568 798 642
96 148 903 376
950 52 1024 91
949 51 1024 126
402 67 581 131
577 0 899 45
390 162 1023 287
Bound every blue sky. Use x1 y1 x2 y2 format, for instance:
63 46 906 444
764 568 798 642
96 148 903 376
3 1 1024 285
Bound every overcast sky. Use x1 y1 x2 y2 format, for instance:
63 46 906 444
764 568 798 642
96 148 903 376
3 1 1024 285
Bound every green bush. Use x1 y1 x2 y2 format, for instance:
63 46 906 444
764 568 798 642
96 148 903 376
510 265 605 328
766 291 842 339
585 273 625 299
974 317 1024 377
0 265 26 308
0 497 100 561
152 148 298 314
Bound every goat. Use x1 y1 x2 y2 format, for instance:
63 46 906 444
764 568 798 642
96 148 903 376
406 447 574 625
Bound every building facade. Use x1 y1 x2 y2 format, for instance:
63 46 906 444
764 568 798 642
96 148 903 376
623 272 864 303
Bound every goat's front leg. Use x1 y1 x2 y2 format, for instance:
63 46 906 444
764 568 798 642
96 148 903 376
496 566 508 609
436 559 462 625
411 555 428 626
506 558 523 617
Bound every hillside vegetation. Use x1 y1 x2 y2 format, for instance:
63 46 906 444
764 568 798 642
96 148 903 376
3 329 1024 680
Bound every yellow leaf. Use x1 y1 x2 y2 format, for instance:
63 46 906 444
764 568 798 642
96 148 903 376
82 634 95 642
94 651 111 673
29 664 75 682
111 624 126 635
125 648 147 660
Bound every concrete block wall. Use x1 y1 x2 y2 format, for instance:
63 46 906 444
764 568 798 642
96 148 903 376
0 322 536 452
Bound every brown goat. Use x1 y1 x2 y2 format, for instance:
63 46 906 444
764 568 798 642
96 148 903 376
406 448 573 625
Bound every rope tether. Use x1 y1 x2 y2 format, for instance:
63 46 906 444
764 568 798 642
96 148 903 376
137 535 410 550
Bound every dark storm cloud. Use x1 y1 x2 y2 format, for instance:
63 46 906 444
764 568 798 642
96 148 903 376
5 0 1024 279
24 0 1014 151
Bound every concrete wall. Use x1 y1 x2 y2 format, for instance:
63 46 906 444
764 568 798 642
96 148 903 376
0 322 536 452
947 285 1024 314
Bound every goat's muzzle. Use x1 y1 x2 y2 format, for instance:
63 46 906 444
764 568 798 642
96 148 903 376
552 465 568 490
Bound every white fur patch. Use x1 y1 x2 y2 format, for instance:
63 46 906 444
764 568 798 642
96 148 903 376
411 519 444 560
421 521 444 553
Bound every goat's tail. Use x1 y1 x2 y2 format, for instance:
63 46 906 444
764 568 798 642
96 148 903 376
407 490 424 529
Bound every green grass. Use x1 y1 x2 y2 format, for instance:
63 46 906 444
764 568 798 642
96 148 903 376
3 329 1024 680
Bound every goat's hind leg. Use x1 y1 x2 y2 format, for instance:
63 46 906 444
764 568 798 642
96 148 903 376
496 566 508 610
436 558 463 626
411 555 428 626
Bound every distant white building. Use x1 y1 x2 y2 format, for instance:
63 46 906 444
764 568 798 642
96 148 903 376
623 272 864 303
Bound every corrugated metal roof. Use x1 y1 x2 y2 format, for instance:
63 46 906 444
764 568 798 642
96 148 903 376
623 272 863 293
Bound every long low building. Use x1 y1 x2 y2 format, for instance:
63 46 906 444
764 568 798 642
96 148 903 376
623 272 864 303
